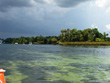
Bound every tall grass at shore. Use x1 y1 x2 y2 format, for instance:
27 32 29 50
59 42 110 46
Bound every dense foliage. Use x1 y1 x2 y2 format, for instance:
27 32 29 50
59 28 110 42
3 36 59 44
1 28 110 44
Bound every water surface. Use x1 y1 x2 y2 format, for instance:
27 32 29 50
0 44 110 83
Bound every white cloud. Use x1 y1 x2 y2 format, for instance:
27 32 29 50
106 24 110 31
95 0 110 13
105 7 110 13
91 24 98 29
95 0 106 8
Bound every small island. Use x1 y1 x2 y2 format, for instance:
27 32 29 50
1 28 110 45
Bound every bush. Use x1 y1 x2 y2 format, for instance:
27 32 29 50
51 38 57 44
95 38 104 42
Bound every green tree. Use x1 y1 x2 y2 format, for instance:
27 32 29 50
83 28 91 41
70 28 78 41
103 32 108 41
60 29 67 42
37 36 44 44
51 38 57 44
29 37 35 43
88 33 96 42
19 37 27 44
12 38 19 44
4 38 14 44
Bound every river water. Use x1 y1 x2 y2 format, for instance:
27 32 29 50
0 44 110 83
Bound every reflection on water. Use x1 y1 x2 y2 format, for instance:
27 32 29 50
1 44 110 83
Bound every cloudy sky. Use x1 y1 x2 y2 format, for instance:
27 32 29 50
0 0 110 38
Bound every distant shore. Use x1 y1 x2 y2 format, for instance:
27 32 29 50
59 42 110 46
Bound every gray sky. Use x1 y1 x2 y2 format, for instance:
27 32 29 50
0 0 110 38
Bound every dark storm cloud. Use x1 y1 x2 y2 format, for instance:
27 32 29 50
0 0 92 12
54 0 91 7
34 0 45 3
0 0 93 38
0 16 60 38
0 0 33 11
34 0 92 7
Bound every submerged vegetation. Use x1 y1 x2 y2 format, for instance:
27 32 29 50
2 45 110 83
2 28 110 45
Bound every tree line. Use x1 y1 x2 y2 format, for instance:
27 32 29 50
3 36 58 44
2 28 110 44
59 28 110 42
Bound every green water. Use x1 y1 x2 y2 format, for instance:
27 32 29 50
0 44 110 83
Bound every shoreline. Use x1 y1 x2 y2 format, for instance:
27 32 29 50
59 42 110 46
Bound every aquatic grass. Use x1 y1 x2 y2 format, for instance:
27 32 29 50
4 54 110 83
46 71 84 83
5 72 28 83
32 53 104 82
2 45 110 83
5 61 28 83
